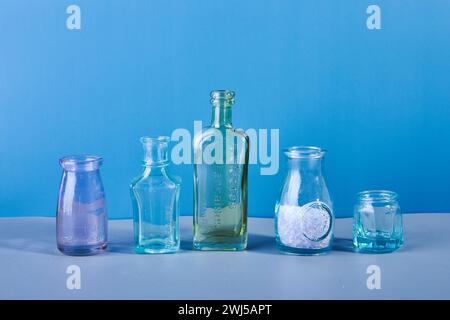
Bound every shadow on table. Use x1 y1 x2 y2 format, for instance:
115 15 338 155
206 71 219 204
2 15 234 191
0 238 61 256
249 236 361 255
107 228 142 254
248 234 278 255
0 219 61 256
0 235 61 256
108 226 194 254
107 240 135 254
180 240 193 251
332 238 359 252
332 237 417 253
0 233 137 256
178 234 279 255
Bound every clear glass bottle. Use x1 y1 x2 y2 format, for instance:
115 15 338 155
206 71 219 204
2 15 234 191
56 155 108 256
353 190 403 253
130 136 181 254
193 90 249 251
275 146 334 255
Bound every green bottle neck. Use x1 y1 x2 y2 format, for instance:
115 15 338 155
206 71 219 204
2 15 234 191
211 106 233 128
209 90 235 128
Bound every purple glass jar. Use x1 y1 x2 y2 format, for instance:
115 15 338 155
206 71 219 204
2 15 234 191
56 155 108 255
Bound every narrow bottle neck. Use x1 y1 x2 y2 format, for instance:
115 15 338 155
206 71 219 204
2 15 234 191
211 107 232 128
140 136 170 166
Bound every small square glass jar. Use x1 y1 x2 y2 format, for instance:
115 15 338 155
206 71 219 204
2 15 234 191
353 190 403 253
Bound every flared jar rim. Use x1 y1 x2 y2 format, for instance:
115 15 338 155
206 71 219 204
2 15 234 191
59 155 103 171
210 90 235 107
210 90 235 98
140 136 170 144
284 146 325 159
357 190 398 202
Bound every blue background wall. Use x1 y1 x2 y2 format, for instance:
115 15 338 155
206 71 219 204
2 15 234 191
1 0 449 218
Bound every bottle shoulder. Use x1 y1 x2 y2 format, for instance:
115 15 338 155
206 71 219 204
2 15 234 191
235 128 250 142
166 172 182 187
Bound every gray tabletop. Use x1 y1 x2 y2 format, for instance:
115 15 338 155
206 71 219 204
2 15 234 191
0 214 449 299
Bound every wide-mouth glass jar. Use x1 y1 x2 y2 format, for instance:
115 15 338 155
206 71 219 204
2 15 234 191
353 190 403 253
275 146 334 255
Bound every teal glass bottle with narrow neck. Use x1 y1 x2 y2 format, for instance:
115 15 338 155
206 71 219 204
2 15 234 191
193 90 249 251
130 136 180 254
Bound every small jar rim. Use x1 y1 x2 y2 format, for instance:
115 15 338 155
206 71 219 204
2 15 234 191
284 146 325 159
357 190 398 202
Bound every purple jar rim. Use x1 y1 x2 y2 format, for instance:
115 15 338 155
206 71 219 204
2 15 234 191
59 155 103 171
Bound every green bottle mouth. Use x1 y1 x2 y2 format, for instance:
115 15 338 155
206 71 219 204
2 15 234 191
210 90 235 108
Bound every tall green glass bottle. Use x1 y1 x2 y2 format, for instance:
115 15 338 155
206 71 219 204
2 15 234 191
193 90 249 251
